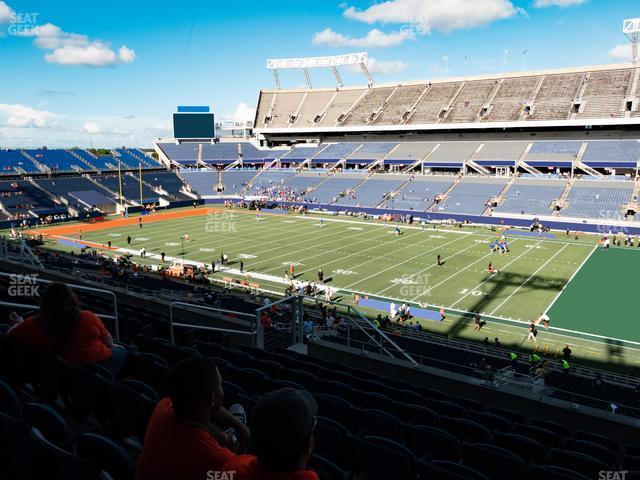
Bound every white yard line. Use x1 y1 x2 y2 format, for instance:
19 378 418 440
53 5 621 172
448 239 544 309
544 244 598 314
373 239 487 295
294 215 474 235
488 243 570 316
407 245 517 302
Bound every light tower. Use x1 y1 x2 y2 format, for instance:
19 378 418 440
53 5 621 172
623 18 640 65
266 52 374 89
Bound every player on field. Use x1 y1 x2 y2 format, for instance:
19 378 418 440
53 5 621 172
320 218 325 227
184 232 190 242
527 323 538 344
78 230 83 240
394 225 401 236
138 217 142 228
437 254 443 266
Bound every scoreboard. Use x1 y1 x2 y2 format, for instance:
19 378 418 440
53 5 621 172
173 106 215 139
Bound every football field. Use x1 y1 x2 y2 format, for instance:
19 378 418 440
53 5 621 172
30 207 640 367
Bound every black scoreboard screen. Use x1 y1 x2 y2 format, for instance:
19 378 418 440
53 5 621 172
173 112 215 139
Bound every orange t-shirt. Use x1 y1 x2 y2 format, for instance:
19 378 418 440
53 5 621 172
136 398 236 480
9 310 111 364
223 455 319 480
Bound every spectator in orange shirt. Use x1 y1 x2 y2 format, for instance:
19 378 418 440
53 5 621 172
223 388 319 480
136 356 250 480
8 282 125 373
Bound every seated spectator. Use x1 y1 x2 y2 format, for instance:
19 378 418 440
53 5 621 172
8 282 125 372
136 356 250 480
223 388 319 480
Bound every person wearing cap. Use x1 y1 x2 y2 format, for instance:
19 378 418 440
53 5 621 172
223 388 319 480
136 356 251 480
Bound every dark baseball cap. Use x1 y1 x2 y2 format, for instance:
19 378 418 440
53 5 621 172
250 388 318 471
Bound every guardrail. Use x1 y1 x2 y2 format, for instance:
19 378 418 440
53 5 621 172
0 271 120 341
169 301 262 348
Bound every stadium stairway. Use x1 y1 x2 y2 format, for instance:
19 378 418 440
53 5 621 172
485 174 518 215
428 175 462 212
67 150 98 171
18 150 47 174
553 178 575 215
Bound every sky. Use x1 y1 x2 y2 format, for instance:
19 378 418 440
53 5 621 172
0 0 638 148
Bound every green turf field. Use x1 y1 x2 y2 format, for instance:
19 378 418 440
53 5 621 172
31 208 640 368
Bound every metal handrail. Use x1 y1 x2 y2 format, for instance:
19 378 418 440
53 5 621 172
298 294 418 366
169 301 261 347
0 271 120 341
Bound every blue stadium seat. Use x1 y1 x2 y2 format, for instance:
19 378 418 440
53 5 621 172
121 378 159 403
549 448 609 478
0 411 36 479
352 435 417 480
314 416 351 469
563 438 617 465
76 432 136 480
396 404 441 427
30 428 105 479
514 422 561 446
575 430 620 453
530 464 590 480
468 410 512 433
353 408 404 442
404 425 460 461
58 359 102 419
440 416 491 443
22 402 72 448
491 431 546 464
309 454 350 480
316 394 353 428
0 379 19 414
427 399 468 418
418 459 491 480
461 442 526 477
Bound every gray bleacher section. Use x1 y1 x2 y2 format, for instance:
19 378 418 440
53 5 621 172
387 176 455 211
347 142 398 161
560 179 634 219
436 177 508 215
495 178 566 215
525 141 582 162
246 170 298 194
314 143 361 162
35 177 114 210
139 171 191 200
283 171 328 196
93 174 159 203
474 142 528 163
306 173 367 204
181 170 256 196
425 142 479 165
240 143 288 162
157 143 199 163
386 142 437 162
335 174 407 207
582 140 640 164
280 145 320 161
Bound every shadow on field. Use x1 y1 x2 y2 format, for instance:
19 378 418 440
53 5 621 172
443 271 567 339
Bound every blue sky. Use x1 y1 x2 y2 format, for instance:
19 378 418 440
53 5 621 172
0 0 637 147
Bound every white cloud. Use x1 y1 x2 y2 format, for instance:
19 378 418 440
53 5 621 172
230 102 256 123
0 103 61 128
17 21 136 67
118 46 136 63
83 121 103 134
534 0 586 7
608 43 632 61
342 0 523 34
0 1 14 23
312 27 414 48
351 57 407 75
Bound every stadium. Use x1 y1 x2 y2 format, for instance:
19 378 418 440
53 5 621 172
2 2 640 479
